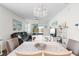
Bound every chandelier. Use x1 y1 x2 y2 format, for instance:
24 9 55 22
33 5 48 20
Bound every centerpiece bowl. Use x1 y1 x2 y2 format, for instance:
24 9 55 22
34 43 46 50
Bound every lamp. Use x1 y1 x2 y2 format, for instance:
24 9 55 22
33 4 48 20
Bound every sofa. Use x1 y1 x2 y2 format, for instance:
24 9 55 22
10 32 32 44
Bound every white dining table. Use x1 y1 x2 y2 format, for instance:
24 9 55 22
7 42 74 56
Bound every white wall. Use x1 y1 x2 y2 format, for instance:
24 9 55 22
49 3 79 41
25 19 49 24
0 6 25 40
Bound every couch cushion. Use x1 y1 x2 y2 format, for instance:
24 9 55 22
67 39 79 56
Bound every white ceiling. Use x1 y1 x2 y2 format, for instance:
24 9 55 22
0 3 68 20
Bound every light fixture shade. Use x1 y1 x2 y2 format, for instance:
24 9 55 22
33 5 48 19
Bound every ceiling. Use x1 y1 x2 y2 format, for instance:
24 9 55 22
0 3 68 21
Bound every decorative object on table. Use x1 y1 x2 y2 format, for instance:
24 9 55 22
44 36 51 42
13 19 22 31
32 37 36 41
56 36 61 42
34 43 46 50
44 37 49 41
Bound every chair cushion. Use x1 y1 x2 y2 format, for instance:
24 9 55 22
6 38 19 52
67 39 79 56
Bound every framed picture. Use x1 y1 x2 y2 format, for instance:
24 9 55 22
13 19 22 31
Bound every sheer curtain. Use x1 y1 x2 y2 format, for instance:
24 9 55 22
25 23 32 34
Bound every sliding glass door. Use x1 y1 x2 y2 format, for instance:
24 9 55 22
32 24 44 35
